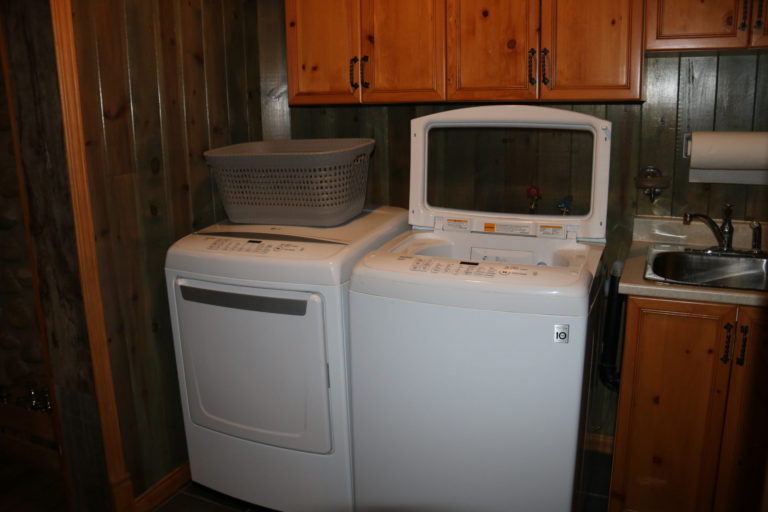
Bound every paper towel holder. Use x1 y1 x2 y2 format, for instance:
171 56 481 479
635 166 671 203
683 132 692 159
685 131 768 185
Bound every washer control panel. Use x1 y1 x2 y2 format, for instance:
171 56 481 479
399 256 548 278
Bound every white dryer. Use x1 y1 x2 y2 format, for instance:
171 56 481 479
165 206 407 512
350 106 611 511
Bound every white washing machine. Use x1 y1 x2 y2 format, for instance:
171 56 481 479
350 106 610 511
165 206 407 512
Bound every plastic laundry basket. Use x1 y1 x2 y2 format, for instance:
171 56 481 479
204 138 374 226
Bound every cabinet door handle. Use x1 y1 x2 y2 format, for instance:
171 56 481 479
540 48 550 86
736 325 749 366
528 48 537 85
739 0 750 30
361 55 370 88
349 56 360 91
756 0 765 30
721 323 734 363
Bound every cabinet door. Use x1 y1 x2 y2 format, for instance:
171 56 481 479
540 0 643 101
750 0 768 47
446 0 538 101
610 297 738 512
645 0 750 50
360 0 446 102
714 306 768 512
285 0 361 104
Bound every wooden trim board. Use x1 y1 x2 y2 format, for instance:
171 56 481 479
48 0 134 509
134 464 191 512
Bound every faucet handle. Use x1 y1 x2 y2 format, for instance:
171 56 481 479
750 220 762 252
722 203 734 220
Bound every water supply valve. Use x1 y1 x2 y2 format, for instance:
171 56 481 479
527 185 542 213
635 166 670 203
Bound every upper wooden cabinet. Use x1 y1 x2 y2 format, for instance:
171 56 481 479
646 0 768 50
287 0 643 104
285 0 445 104
285 0 360 104
446 0 540 101
752 0 768 46
538 0 643 101
361 1 446 102
447 0 644 101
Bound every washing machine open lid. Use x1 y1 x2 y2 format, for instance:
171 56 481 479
409 106 611 243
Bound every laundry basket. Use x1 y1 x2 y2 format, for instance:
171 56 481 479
204 138 374 226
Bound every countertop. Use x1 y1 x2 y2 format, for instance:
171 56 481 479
618 216 768 308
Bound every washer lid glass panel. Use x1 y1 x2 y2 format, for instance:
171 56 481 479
409 106 611 241
427 126 593 217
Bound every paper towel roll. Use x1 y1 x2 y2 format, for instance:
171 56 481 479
690 131 768 170
688 131 768 184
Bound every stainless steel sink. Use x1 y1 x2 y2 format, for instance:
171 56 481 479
644 245 768 291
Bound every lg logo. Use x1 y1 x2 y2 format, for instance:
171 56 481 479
554 324 569 343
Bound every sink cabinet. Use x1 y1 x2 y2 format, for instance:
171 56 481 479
610 296 768 512
645 0 768 50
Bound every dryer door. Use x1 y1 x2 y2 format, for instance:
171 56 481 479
173 278 331 454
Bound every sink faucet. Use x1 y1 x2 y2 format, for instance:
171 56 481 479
683 203 734 252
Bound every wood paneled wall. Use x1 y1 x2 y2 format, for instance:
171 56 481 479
640 52 768 221
0 0 110 509
8 0 766 507
67 0 263 496
290 51 768 267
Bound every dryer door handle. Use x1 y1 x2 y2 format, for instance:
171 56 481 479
180 285 308 316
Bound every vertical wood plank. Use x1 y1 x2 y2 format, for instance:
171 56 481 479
201 0 229 222
360 105 391 208
638 54 679 217
605 103 641 268
158 0 193 240
244 0 263 142
222 0 249 142
709 53 757 220
384 105 414 208
746 51 768 221
92 0 153 492
257 0 290 139
672 54 717 217
202 0 230 150
124 0 188 492
178 0 215 230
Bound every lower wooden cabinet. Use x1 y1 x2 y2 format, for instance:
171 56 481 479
610 296 768 512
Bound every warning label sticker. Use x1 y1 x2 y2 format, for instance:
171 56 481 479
485 223 533 236
444 218 470 231
538 224 566 239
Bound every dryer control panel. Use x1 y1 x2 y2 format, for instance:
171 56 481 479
190 232 347 261
204 237 307 255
